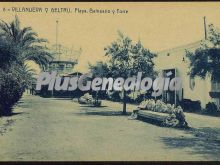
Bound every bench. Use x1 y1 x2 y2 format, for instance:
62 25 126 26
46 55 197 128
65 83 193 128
131 109 188 128
135 110 170 126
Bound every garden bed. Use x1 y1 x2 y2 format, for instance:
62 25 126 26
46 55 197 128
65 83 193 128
129 99 189 128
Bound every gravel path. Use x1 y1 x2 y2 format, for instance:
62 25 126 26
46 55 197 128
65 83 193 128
0 95 220 161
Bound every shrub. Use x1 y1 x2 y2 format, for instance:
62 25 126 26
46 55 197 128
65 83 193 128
0 67 25 115
205 102 219 114
108 91 121 102
140 99 176 114
137 99 187 127
126 96 136 104
78 93 102 107
135 94 145 104
179 99 201 112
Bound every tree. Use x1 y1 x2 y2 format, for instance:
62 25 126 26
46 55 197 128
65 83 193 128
186 24 220 82
0 15 52 69
0 37 18 69
0 16 52 115
104 31 157 114
89 61 110 78
89 61 110 102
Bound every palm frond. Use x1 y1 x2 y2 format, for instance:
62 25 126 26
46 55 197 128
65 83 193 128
0 19 13 39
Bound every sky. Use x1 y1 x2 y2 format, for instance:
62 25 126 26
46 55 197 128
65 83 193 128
1 2 220 73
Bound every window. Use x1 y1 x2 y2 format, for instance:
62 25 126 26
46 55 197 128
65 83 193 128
66 64 72 68
189 77 195 90
59 64 65 71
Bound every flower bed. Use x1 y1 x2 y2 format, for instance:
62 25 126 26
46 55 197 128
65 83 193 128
131 99 188 128
78 93 101 107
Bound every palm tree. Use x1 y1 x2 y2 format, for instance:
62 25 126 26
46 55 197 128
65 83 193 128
0 37 17 69
0 16 53 115
0 15 52 69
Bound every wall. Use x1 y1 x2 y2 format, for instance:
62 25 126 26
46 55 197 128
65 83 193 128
155 40 212 108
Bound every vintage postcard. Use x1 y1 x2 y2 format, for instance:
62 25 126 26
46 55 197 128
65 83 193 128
0 2 220 162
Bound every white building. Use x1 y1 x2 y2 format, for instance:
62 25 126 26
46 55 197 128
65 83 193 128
155 40 219 108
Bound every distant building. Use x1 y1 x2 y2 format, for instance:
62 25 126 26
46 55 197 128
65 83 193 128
48 60 77 75
36 44 83 97
155 40 220 108
47 44 82 75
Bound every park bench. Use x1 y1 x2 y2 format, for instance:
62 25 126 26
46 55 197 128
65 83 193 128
131 108 188 128
129 99 188 128
132 109 170 126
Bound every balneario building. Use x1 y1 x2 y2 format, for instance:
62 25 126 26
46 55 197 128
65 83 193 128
155 39 219 109
47 44 81 76
37 44 82 97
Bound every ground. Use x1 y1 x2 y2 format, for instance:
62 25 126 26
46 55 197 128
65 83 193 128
0 94 220 161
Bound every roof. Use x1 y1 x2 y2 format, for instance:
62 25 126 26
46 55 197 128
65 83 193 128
68 72 83 76
49 61 77 64
157 40 203 55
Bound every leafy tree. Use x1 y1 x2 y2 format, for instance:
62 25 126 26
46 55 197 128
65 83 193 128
89 61 110 77
89 61 110 102
104 31 157 114
186 24 220 82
